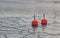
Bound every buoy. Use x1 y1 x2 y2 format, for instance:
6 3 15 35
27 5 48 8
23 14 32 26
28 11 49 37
31 13 38 34
41 13 48 38
32 20 38 28
32 13 38 28
41 13 48 27
41 18 47 27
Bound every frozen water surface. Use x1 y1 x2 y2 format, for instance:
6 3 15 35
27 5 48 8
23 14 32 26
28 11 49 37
0 0 60 38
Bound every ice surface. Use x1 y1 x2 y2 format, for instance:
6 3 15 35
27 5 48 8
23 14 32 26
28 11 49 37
0 0 60 38
0 16 60 38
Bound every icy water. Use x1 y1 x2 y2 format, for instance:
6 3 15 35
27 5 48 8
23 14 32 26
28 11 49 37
0 16 60 38
0 0 60 38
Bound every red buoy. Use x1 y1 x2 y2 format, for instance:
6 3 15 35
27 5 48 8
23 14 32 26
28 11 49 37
41 18 47 26
41 13 48 27
32 20 38 28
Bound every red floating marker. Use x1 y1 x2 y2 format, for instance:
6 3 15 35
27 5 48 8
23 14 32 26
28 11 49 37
41 18 47 27
41 13 48 27
32 13 38 28
32 20 38 28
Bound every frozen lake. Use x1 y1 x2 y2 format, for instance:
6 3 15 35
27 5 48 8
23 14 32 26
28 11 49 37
0 16 60 38
0 0 60 38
